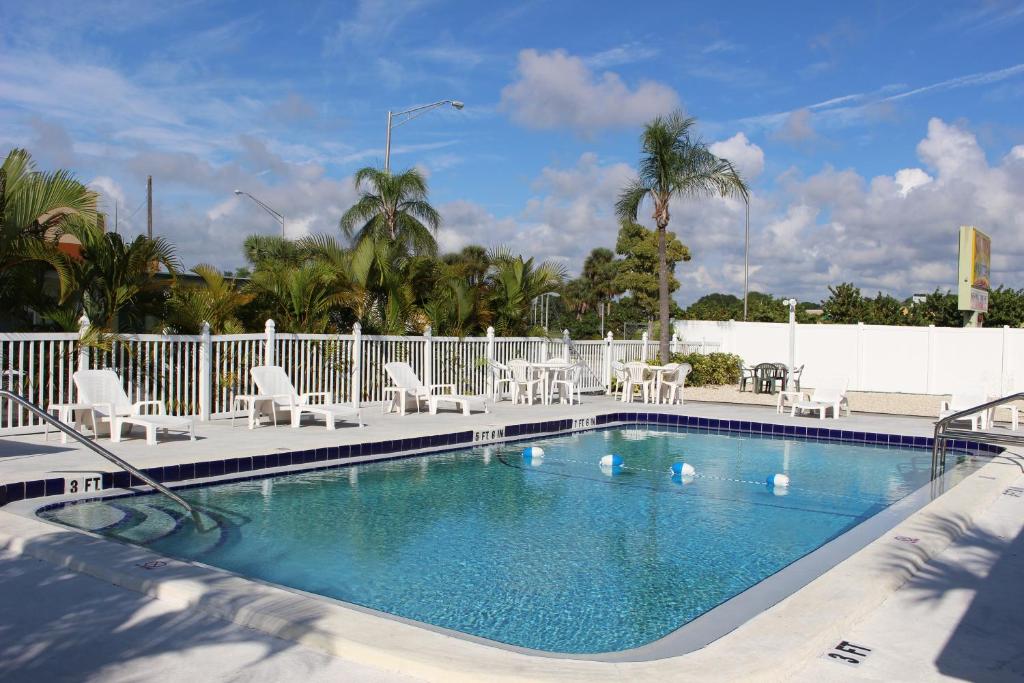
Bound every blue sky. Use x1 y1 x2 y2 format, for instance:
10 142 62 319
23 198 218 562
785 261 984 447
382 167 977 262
1 0 1023 305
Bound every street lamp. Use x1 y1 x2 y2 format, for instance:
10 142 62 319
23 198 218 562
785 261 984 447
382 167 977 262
783 298 797 389
234 190 285 238
384 99 464 172
743 195 750 321
531 292 560 332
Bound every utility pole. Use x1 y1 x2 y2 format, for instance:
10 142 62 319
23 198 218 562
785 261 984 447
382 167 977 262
147 175 153 238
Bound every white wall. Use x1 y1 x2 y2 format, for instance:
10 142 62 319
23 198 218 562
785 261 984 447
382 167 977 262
675 319 1024 396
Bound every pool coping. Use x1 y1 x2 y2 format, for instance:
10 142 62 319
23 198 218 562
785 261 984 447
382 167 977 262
1 413 1019 681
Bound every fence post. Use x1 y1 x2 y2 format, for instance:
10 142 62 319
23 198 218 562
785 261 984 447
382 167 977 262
423 325 433 388
539 335 548 362
641 331 649 362
926 324 935 394
77 314 90 371
486 326 495 398
855 322 865 391
1001 325 1010 396
604 331 614 394
351 322 362 406
199 321 211 421
562 329 571 362
264 319 276 367
671 333 679 355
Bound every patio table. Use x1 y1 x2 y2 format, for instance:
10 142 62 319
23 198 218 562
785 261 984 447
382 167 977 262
527 361 571 405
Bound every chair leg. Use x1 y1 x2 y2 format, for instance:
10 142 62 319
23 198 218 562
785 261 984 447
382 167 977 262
146 425 157 445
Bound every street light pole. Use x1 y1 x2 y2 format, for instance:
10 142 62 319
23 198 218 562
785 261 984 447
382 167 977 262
234 190 286 238
743 195 750 321
384 99 464 172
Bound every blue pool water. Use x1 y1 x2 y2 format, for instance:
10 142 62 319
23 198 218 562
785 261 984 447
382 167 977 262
41 427 972 653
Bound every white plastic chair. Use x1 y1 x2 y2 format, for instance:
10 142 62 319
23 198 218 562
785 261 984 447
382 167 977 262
551 363 584 405
659 363 691 405
73 369 195 445
791 377 850 420
487 359 516 402
939 390 991 431
622 362 653 403
611 361 628 398
251 365 363 429
507 359 543 405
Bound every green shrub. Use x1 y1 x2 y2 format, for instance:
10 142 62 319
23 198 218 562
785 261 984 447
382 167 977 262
653 351 742 387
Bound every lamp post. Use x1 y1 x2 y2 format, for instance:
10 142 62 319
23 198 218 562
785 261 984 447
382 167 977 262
384 99 464 172
532 292 560 332
234 190 285 237
743 195 750 321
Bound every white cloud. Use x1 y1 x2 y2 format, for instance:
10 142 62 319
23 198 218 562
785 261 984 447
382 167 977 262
709 133 765 180
500 49 681 134
893 168 932 196
772 109 817 143
584 43 659 69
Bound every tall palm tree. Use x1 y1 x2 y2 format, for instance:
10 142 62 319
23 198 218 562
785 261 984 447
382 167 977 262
339 167 440 257
616 111 748 360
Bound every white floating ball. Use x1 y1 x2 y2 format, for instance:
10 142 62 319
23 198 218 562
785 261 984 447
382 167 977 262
670 462 696 477
766 473 790 488
671 474 695 486
522 446 545 466
600 454 623 469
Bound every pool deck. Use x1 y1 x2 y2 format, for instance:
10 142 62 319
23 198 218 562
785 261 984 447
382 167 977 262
1 395 1022 681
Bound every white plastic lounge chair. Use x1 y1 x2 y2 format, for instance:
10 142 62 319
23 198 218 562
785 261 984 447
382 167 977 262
939 390 991 431
622 362 653 403
383 362 479 415
250 365 363 429
72 369 195 445
507 359 543 405
659 363 691 405
790 377 850 420
551 363 585 405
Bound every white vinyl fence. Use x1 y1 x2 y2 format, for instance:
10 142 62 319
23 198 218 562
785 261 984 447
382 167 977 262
0 320 720 435
675 319 1024 396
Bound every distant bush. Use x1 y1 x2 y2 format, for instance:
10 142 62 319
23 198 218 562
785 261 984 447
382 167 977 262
655 351 743 387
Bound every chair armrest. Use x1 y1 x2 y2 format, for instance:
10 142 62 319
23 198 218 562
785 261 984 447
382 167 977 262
132 400 165 415
428 384 457 395
300 391 331 405
90 402 116 419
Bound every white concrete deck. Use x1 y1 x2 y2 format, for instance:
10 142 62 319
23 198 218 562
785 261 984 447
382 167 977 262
1 395 1022 681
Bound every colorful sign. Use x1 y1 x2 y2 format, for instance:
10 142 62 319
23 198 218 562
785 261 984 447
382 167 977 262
958 226 990 313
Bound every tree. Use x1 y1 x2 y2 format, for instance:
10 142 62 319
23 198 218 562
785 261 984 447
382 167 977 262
581 247 621 336
613 221 690 324
164 264 253 334
340 167 440 258
616 111 748 361
862 292 905 326
821 283 866 323
51 222 180 331
0 149 98 328
985 286 1024 327
907 289 961 327
486 247 566 336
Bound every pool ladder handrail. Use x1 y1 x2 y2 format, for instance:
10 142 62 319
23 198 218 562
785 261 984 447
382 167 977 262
0 389 203 529
931 391 1024 477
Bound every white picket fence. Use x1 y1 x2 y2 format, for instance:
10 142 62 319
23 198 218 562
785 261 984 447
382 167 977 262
674 319 1024 396
0 320 721 434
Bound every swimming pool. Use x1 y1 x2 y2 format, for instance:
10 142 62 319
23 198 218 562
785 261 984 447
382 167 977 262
39 425 978 654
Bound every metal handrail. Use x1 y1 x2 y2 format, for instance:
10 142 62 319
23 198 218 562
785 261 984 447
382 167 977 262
0 390 203 529
931 391 1024 477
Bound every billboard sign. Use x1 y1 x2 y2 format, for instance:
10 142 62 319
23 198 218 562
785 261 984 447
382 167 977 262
957 225 990 312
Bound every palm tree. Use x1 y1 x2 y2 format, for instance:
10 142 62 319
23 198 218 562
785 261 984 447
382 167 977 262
616 111 748 360
1 149 98 326
164 265 253 334
340 167 440 257
247 261 359 333
56 222 181 331
486 247 566 336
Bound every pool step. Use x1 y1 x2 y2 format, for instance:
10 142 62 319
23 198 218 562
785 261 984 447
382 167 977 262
110 503 181 545
48 502 126 532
